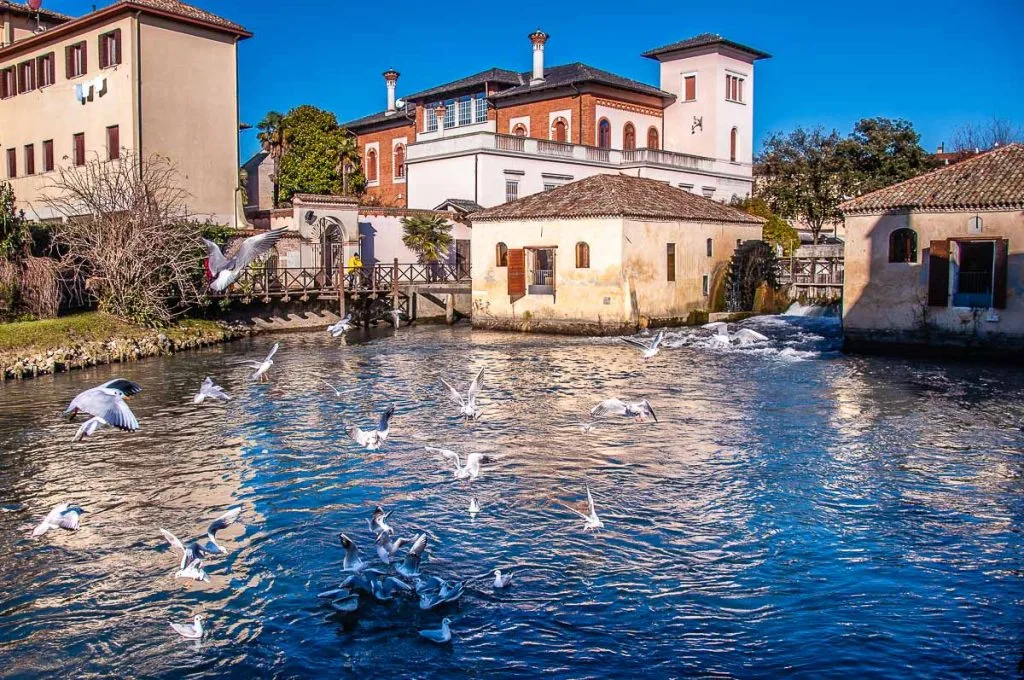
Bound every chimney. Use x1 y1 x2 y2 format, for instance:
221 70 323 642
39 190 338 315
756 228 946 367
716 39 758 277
383 69 400 114
937 143 944 154
529 29 548 85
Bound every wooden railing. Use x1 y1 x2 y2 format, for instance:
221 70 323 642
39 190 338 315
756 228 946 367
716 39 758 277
227 260 470 299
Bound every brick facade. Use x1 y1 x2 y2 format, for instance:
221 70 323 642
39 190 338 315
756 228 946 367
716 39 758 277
357 122 415 207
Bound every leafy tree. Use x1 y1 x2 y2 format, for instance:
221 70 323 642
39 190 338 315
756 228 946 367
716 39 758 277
334 134 366 196
401 214 452 263
256 110 290 208
274 106 365 203
838 117 937 195
0 182 28 261
733 196 800 255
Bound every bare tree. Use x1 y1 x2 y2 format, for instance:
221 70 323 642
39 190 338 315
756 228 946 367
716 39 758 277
41 151 208 326
949 117 1023 155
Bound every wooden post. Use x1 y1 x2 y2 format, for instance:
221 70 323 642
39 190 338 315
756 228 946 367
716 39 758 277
445 293 455 325
339 261 347 317
392 258 399 310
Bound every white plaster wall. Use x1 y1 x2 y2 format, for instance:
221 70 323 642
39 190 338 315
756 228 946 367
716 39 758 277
594 105 662 149
406 154 478 209
358 213 471 266
508 115 530 136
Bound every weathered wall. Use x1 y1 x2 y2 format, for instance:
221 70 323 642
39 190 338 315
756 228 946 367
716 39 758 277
843 209 1024 350
357 209 471 267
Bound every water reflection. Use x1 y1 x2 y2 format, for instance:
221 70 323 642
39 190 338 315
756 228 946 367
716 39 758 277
1 319 1023 678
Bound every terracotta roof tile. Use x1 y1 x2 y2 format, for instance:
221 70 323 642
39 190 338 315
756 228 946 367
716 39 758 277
116 0 248 35
0 0 72 21
840 143 1024 214
404 67 523 102
341 104 417 131
471 174 764 224
490 62 672 101
642 33 771 60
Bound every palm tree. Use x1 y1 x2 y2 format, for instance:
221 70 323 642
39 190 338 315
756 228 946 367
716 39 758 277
401 214 453 264
257 111 290 208
334 134 361 196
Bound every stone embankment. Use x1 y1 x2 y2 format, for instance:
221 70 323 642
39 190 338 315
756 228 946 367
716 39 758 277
0 323 250 381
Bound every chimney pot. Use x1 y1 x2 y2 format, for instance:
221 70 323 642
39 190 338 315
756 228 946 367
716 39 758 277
383 69 400 113
529 29 548 85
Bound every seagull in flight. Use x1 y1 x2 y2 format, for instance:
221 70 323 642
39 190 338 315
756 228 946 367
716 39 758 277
160 508 242 580
367 506 394 536
338 533 385 575
65 378 142 442
419 580 465 610
193 377 230 404
345 406 395 450
621 330 665 361
381 309 410 330
427 447 487 480
396 532 428 578
702 322 768 346
375 531 408 565
440 367 484 419
170 615 204 640
558 484 603 532
327 314 353 338
419 618 452 644
203 228 287 292
320 378 342 397
32 502 85 537
237 343 279 383
590 398 657 423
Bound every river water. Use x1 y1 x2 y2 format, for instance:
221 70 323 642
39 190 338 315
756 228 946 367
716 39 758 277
1 314 1022 678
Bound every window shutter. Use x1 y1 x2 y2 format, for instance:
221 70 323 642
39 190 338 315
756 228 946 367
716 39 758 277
81 43 87 74
684 75 695 101
49 53 55 83
99 35 107 69
551 249 557 296
113 29 122 65
927 240 950 306
993 238 1009 309
65 45 73 79
507 248 526 298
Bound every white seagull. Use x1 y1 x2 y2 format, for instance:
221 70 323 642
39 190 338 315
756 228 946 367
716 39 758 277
702 321 733 346
160 508 242 580
702 321 768 346
590 398 658 423
621 330 665 361
493 569 513 589
558 484 604 532
419 618 452 644
440 367 484 419
327 314 353 338
237 343 279 383
345 406 395 450
170 614 204 640
733 328 769 345
367 506 394 536
427 447 487 481
375 531 408 565
469 498 480 518
64 378 142 442
396 532 428 579
203 228 287 292
382 309 410 330
32 502 85 537
193 377 231 404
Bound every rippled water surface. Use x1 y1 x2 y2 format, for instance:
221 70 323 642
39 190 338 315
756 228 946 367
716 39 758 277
1 315 1023 678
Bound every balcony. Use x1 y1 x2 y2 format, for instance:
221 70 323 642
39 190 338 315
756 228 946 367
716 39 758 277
407 131 741 176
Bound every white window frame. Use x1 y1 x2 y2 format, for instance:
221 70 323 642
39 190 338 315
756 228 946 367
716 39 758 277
364 142 380 186
425 105 438 132
392 137 407 183
473 94 487 123
725 71 747 104
458 96 472 126
505 179 519 203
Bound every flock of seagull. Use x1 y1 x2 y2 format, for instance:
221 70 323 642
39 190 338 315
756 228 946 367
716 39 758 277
30 283 763 647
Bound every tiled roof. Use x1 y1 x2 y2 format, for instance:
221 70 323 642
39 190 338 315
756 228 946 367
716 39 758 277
293 193 359 206
839 143 1024 214
471 174 765 224
435 198 484 213
0 1 72 21
490 62 672 101
116 0 249 35
341 105 417 131
404 68 523 102
642 33 771 60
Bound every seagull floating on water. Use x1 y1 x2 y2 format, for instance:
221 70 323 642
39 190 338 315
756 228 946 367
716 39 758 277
419 617 452 644
427 447 487 481
237 343 279 383
160 508 242 581
493 569 513 589
469 498 480 518
396 532 427 578
203 228 287 292
590 398 658 423
346 406 395 450
65 379 142 442
327 314 353 338
193 377 230 404
440 367 484 419
170 614 204 640
32 502 85 537
370 576 413 601
621 330 665 361
419 580 465 610
558 484 604 532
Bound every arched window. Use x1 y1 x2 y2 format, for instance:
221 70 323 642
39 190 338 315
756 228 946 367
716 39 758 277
512 124 527 137
598 119 611 149
496 242 508 267
888 228 918 263
393 145 405 178
730 127 738 162
623 123 636 151
575 242 590 268
647 127 659 150
552 118 567 142
366 148 378 182
706 238 713 257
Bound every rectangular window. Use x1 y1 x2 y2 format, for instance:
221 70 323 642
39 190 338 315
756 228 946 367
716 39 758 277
667 243 676 282
73 132 86 166
543 183 557 192
726 74 745 103
37 52 55 87
952 240 996 308
6 148 16 178
706 238 713 257
425 106 438 132
99 29 121 69
443 100 455 129
702 274 710 297
458 96 472 126
17 60 36 93
0 67 14 99
474 94 487 123
43 140 54 172
505 179 519 204
65 41 87 79
106 125 120 160
679 183 694 192
684 74 696 101
24 144 35 176
702 186 715 199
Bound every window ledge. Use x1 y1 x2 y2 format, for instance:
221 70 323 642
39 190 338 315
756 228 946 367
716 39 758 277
393 176 406 184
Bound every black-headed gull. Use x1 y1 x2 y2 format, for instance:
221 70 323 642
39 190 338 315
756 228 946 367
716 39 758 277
345 406 395 450
327 314 353 338
375 531 408 565
469 498 480 517
427 447 487 480
493 569 513 588
193 377 230 404
396 532 427 578
702 321 768 346
440 367 484 419
419 581 464 610
203 228 287 292
559 484 603 532
367 505 394 536
65 379 142 441
237 343 279 383
32 502 85 536
590 398 657 423
170 614 204 640
370 576 413 601
160 508 242 580
621 330 665 360
419 618 452 644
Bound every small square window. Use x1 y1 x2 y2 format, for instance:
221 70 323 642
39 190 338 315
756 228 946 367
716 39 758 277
702 274 709 297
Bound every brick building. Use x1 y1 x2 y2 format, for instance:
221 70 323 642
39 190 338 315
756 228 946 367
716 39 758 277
343 31 769 211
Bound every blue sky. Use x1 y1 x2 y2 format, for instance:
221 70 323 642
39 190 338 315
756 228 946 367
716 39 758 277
56 0 1024 160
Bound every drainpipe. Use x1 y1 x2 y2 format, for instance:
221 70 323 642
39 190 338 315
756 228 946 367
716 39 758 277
571 82 582 145
134 11 142 178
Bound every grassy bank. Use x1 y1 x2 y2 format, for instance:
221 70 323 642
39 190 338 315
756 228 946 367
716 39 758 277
0 312 245 380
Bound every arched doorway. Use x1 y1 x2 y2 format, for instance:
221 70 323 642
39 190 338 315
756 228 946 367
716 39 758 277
310 216 344 286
